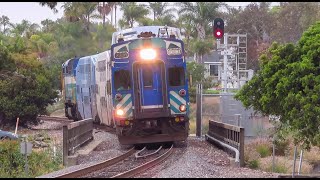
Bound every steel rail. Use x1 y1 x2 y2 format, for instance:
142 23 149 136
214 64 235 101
135 146 163 159
37 116 73 122
53 147 136 178
112 144 173 178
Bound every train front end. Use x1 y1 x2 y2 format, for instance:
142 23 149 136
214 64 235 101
62 58 79 120
111 26 189 145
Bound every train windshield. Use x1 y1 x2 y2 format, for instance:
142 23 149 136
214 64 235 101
112 26 182 44
168 67 185 86
114 70 131 91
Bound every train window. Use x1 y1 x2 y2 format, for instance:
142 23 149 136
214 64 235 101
79 64 91 74
168 67 185 86
143 68 153 88
107 80 111 95
97 60 106 72
114 70 131 91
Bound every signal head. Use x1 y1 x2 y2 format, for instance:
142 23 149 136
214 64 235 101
213 18 224 39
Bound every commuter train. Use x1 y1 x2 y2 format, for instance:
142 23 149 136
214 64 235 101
61 26 189 145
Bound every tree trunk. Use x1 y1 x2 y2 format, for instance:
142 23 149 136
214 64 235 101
196 23 206 41
115 5 117 29
130 19 133 28
103 2 106 27
87 15 90 31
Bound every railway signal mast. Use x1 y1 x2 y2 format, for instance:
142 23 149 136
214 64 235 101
213 18 250 92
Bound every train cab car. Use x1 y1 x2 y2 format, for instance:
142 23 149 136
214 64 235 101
94 50 114 126
62 57 79 120
111 26 190 145
76 55 98 120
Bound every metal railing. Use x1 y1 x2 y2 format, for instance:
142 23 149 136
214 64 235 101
206 120 245 167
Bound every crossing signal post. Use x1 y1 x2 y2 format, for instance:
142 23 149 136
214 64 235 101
213 18 224 39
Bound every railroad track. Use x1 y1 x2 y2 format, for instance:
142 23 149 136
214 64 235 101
37 116 74 123
52 144 173 178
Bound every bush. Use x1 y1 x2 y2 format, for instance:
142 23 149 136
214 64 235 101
256 144 272 158
189 86 196 103
274 138 290 156
0 139 63 178
247 159 260 169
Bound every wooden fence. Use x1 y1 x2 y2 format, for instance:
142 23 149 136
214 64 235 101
206 120 245 167
63 118 94 166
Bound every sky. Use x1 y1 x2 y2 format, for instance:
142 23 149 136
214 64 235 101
0 2 278 27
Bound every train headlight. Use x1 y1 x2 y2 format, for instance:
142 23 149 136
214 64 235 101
116 109 124 116
140 48 156 60
179 104 187 112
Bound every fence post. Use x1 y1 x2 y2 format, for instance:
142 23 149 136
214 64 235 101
239 127 245 167
63 125 69 166
292 146 297 177
196 84 202 137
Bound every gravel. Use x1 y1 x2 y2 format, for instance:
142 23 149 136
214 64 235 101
29 121 279 178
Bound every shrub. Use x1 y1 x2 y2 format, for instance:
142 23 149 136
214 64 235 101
247 159 260 169
189 86 196 103
0 139 63 178
256 144 272 158
274 138 290 156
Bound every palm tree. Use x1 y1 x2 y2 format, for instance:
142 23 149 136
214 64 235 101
79 2 100 31
39 2 58 13
177 2 222 40
41 19 54 32
192 39 212 63
148 2 176 21
0 15 14 34
97 2 115 27
62 2 82 22
119 2 149 28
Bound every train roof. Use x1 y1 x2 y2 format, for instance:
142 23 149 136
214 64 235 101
111 26 182 45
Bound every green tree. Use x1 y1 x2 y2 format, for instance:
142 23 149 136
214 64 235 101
177 2 222 40
39 2 59 13
235 21 320 149
148 2 176 21
119 2 149 28
0 15 14 34
97 2 115 27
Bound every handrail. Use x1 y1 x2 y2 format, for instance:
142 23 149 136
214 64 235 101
205 134 239 163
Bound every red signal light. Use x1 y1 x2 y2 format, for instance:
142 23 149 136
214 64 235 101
214 29 223 39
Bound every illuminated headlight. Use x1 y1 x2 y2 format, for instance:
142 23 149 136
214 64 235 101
115 51 129 59
179 104 187 112
167 48 181 56
116 109 124 116
140 49 156 60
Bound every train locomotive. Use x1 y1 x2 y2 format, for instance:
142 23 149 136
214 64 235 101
111 26 190 145
61 26 190 145
61 57 79 120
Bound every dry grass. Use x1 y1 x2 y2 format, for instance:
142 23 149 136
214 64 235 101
259 156 313 174
299 146 320 165
244 138 273 161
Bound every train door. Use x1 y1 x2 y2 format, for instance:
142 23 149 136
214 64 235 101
133 61 169 119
